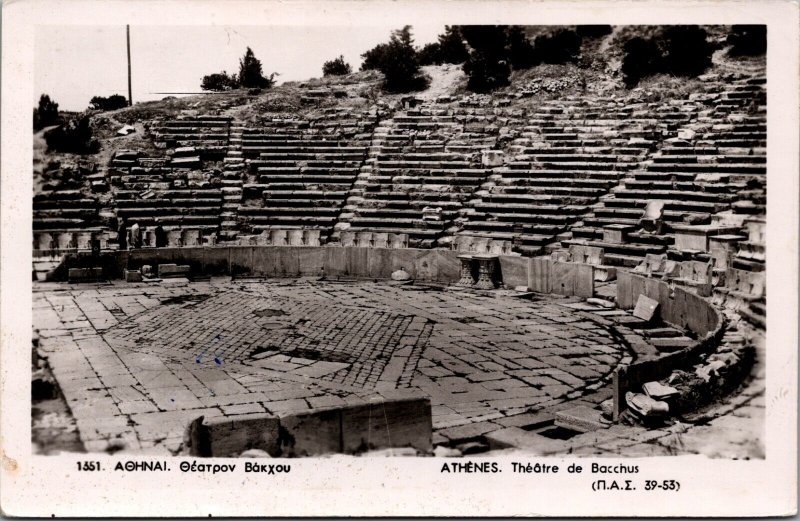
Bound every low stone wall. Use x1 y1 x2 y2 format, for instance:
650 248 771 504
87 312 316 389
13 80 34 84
185 397 432 457
55 247 596 298
612 271 725 418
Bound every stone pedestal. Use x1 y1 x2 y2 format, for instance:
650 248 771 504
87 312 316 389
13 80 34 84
473 254 497 290
456 255 475 287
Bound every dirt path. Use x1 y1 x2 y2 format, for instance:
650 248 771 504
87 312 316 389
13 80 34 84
418 64 465 100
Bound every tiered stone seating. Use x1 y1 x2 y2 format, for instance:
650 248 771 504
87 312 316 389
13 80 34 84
108 151 224 236
33 190 103 231
150 115 231 159
237 109 376 243
463 98 673 256
347 106 503 247
564 73 766 267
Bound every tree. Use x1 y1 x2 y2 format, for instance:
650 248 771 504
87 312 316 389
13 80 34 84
89 94 128 111
417 42 442 66
728 25 767 56
33 94 59 130
460 26 511 93
661 26 712 77
576 25 613 39
360 43 390 71
437 26 469 64
533 29 582 64
621 36 662 87
201 71 239 91
506 26 536 69
322 55 352 76
360 26 427 92
238 47 275 89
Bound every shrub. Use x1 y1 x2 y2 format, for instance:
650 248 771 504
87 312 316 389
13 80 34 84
661 26 712 77
576 25 613 39
33 94 59 130
45 114 98 154
88 94 128 111
322 55 353 76
506 26 536 69
238 47 276 89
461 25 511 93
201 71 239 91
533 29 582 64
621 36 661 87
728 25 766 56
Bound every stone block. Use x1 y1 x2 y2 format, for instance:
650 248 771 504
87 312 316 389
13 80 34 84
125 270 143 283
185 413 280 457
341 397 432 454
603 224 634 244
632 294 660 322
157 263 191 278
499 256 529 289
554 405 608 433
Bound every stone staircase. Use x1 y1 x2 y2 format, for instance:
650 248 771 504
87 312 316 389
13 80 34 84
219 124 246 242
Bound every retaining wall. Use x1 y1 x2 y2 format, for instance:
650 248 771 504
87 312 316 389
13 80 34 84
612 270 725 419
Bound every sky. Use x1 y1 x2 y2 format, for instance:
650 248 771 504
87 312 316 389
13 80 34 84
35 25 445 111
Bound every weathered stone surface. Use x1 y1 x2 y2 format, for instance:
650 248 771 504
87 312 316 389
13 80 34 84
185 413 280 457
341 398 432 454
157 263 190 278
632 294 659 321
278 408 342 457
68 267 103 282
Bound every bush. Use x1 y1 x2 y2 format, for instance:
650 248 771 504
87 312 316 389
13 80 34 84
621 36 661 87
322 55 352 76
661 26 712 77
361 26 427 93
460 26 512 92
88 94 128 111
33 94 59 130
201 71 238 91
238 47 276 89
533 29 582 64
576 25 613 39
728 25 766 56
45 115 98 154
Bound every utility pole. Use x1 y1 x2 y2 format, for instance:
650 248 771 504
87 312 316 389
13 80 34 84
126 25 133 106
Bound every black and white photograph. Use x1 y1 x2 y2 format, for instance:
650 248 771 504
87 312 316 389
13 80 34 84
2 0 797 517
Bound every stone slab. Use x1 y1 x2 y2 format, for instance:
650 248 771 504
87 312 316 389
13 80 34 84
632 294 660 321
554 405 608 433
